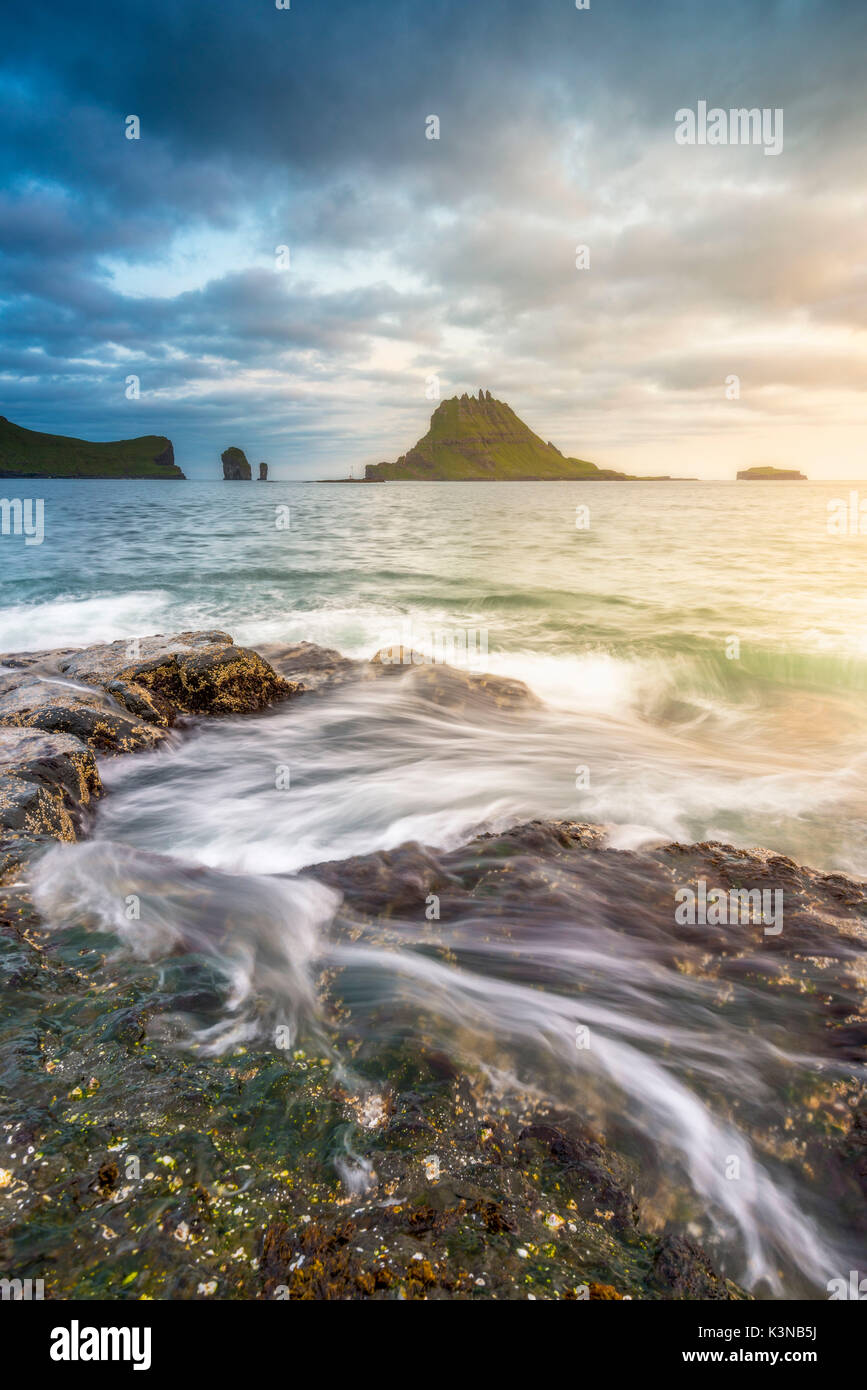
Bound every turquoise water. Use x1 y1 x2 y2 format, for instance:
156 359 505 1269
2 478 866 874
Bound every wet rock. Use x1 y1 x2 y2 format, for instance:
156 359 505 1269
370 646 428 668
369 646 540 711
0 649 79 674
104 679 176 728
651 1234 731 1299
310 840 452 916
262 641 540 715
260 1218 390 1300
95 1160 119 1196
259 640 362 694
0 678 166 754
0 727 101 880
518 1121 638 1229
56 630 301 717
402 664 541 713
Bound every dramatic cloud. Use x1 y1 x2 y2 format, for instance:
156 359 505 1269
1 0 865 476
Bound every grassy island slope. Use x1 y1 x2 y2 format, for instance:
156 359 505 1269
365 392 681 481
0 417 185 479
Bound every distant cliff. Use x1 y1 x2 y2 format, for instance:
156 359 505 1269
364 392 673 481
0 417 184 479
737 466 807 480
222 447 252 480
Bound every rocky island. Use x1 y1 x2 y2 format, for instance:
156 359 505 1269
0 417 185 479
221 448 269 479
737 467 807 480
364 392 683 482
221 446 252 479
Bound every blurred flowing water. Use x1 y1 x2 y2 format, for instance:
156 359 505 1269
3 478 866 1294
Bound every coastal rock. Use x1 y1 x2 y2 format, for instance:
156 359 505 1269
0 678 166 754
370 645 428 667
401 663 541 712
56 631 301 717
263 640 540 713
259 640 361 694
258 461 268 480
0 727 100 880
651 1235 732 1299
0 648 79 673
308 814 867 1279
369 646 540 711
222 447 252 480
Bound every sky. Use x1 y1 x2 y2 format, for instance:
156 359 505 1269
1 0 865 479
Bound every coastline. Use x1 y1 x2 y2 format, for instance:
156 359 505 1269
0 631 863 1299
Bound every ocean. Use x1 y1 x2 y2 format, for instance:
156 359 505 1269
3 478 866 874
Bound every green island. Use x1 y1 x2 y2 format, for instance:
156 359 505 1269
0 416 185 479
363 391 684 482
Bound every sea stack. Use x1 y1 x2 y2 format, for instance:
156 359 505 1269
222 447 252 480
259 462 268 480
